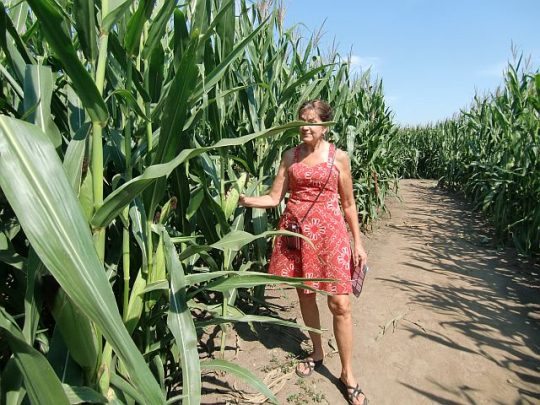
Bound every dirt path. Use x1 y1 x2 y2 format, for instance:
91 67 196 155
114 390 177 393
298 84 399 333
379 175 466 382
202 179 540 404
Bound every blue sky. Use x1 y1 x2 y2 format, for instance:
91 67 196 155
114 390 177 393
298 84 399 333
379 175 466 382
282 0 539 126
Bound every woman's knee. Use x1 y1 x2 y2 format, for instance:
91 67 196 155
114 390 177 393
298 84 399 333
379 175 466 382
327 296 351 317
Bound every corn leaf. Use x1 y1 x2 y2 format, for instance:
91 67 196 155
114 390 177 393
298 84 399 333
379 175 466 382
210 229 314 252
51 290 98 371
102 0 134 32
22 250 44 344
0 116 163 403
185 270 331 286
201 359 277 404
73 0 97 62
0 308 70 405
142 0 178 59
92 121 305 228
26 0 108 123
23 64 61 148
163 228 201 405
62 384 107 404
197 314 322 334
205 274 331 293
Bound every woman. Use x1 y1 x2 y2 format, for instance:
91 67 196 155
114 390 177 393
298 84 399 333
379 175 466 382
239 100 368 405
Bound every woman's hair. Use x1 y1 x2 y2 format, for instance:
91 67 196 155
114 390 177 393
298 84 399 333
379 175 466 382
297 99 333 122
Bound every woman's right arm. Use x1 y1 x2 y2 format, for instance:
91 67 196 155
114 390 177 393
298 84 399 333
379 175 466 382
239 149 294 209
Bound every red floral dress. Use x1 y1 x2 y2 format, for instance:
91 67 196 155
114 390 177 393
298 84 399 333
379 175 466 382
268 144 352 294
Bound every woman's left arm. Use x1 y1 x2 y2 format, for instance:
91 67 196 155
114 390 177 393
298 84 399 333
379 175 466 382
336 150 368 270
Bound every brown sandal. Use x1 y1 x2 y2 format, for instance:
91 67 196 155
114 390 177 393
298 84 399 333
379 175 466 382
340 380 368 405
295 358 323 378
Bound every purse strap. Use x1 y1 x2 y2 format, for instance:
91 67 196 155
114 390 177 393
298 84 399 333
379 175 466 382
298 143 336 223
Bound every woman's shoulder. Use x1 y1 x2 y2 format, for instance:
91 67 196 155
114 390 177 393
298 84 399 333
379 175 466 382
283 146 297 156
281 147 297 165
331 146 352 173
332 146 350 163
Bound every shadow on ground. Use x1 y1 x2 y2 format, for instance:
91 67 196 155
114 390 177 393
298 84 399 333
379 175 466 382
383 181 540 404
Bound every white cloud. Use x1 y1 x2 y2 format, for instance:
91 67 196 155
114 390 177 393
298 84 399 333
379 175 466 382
349 55 382 74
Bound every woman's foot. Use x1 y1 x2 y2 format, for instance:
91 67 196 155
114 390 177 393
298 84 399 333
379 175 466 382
295 352 324 378
339 375 368 405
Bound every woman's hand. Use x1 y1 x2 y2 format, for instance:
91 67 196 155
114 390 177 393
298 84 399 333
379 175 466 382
352 242 367 270
235 149 294 209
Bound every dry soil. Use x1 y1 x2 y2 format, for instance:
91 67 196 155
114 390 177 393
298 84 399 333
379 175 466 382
201 179 540 405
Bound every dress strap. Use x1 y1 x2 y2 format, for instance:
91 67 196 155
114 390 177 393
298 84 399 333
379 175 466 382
327 143 336 164
294 146 300 163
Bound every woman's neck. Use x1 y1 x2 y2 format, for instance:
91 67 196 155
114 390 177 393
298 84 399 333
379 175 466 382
303 139 327 153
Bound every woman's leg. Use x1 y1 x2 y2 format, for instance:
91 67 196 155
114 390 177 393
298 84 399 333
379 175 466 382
328 294 366 404
296 289 324 374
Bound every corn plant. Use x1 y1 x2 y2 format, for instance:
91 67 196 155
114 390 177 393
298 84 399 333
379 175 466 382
0 0 398 403
323 62 400 227
397 57 540 255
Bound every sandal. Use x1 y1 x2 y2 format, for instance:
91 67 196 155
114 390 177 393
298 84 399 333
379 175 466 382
339 380 368 405
295 357 323 378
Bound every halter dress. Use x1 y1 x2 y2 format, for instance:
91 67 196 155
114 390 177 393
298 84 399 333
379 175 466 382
268 143 353 294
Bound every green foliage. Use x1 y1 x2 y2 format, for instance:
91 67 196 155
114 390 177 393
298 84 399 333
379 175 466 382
327 72 400 226
0 0 396 402
398 57 540 255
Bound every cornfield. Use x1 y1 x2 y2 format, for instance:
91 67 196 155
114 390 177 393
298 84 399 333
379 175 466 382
0 0 399 403
398 57 540 255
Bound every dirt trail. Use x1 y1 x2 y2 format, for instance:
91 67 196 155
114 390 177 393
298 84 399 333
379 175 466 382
202 179 540 404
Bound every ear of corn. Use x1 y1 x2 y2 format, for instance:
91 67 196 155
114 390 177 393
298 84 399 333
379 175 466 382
223 172 248 220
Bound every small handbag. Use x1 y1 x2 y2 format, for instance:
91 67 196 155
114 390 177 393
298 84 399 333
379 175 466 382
284 220 302 250
351 262 369 297
283 146 335 251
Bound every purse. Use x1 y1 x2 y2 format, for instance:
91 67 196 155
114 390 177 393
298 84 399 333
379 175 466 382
351 262 369 297
283 146 335 251
284 221 302 250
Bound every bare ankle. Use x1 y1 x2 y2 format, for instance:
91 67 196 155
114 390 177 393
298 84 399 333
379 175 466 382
340 370 355 382
310 348 325 360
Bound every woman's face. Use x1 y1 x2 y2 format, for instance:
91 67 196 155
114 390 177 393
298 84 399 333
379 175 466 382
299 109 326 144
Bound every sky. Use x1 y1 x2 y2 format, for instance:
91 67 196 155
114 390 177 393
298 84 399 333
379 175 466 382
282 0 540 126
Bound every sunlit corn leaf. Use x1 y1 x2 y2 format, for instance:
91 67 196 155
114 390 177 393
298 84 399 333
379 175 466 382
124 268 146 334
0 116 163 403
102 0 135 33
92 122 306 228
185 270 331 286
197 314 322 334
201 359 277 404
63 123 91 193
62 384 107 404
141 280 168 294
109 373 145 404
210 229 315 252
142 0 178 59
25 0 108 123
204 274 332 293
23 64 61 148
188 14 270 105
